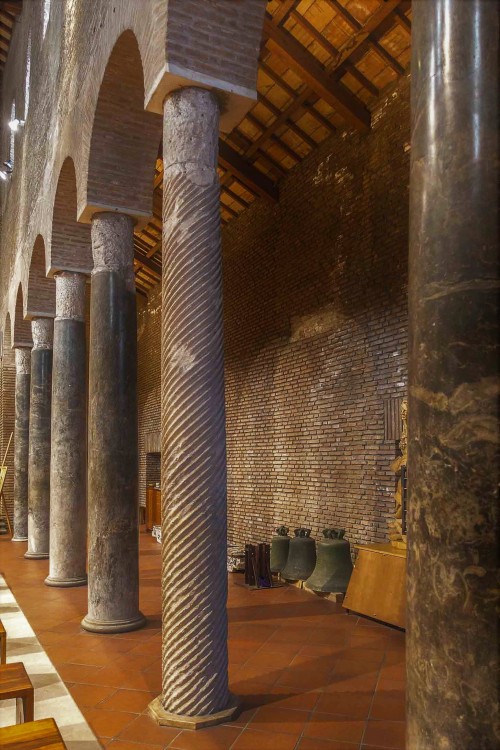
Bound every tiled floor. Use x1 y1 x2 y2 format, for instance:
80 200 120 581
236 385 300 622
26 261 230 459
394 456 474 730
0 531 406 749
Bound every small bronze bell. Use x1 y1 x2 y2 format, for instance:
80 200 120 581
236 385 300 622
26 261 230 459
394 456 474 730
270 526 290 573
305 528 353 593
281 528 316 581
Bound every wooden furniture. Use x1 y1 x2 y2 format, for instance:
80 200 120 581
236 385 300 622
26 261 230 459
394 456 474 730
0 718 68 749
145 485 161 531
0 661 34 723
343 543 406 629
0 619 6 664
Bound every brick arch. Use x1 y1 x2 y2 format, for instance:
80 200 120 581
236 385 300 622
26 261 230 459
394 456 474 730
13 284 32 348
26 236 55 319
49 156 92 275
81 29 162 225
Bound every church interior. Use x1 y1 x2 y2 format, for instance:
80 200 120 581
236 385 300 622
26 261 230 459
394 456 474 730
0 0 498 748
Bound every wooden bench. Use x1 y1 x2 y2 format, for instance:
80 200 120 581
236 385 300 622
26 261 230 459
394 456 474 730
0 620 6 664
0 717 67 749
0 661 34 723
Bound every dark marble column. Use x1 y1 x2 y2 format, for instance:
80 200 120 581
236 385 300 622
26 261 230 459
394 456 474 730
25 319 53 559
408 2 499 749
45 272 87 587
11 348 31 542
149 88 235 730
82 212 145 633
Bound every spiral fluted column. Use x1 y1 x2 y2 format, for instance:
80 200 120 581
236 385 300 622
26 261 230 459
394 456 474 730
149 88 235 729
82 212 145 633
45 272 87 587
25 319 53 559
408 2 499 748
12 348 31 542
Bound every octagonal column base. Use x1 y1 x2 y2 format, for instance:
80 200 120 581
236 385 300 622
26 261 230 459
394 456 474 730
148 694 240 730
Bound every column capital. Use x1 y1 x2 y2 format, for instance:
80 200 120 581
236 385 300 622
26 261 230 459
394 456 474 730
55 271 86 322
31 318 54 350
15 348 31 374
163 87 219 173
91 212 135 290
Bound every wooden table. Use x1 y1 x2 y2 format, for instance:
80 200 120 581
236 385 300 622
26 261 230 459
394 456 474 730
0 662 34 723
343 543 406 629
0 717 67 749
0 620 6 664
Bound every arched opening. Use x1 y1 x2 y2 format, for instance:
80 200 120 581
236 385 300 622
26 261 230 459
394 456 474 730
13 284 32 348
1 312 15 511
50 157 92 275
26 236 55 318
84 30 162 221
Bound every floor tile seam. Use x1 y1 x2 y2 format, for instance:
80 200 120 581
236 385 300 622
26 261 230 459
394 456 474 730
360 666 384 745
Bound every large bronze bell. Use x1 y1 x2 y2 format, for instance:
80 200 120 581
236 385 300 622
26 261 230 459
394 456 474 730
270 526 290 573
281 528 316 581
305 528 353 593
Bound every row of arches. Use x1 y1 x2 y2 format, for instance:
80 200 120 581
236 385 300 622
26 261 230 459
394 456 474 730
3 28 162 345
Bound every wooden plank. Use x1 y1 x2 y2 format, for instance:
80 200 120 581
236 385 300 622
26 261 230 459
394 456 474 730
290 10 379 97
257 92 317 148
218 140 279 202
263 16 371 132
343 544 406 628
133 252 161 279
0 718 67 750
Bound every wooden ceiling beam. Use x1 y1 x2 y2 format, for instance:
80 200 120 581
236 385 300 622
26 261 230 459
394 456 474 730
226 130 287 178
289 10 378 97
272 0 300 26
257 92 317 149
263 16 371 132
259 61 336 132
222 186 251 209
370 39 405 76
218 139 279 202
244 111 303 162
133 252 161 279
394 8 412 33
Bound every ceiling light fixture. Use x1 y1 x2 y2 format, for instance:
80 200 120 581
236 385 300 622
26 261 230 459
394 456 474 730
3 160 13 173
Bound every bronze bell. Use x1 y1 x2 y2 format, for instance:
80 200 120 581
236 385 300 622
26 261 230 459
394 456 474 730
281 528 316 581
305 528 353 593
270 526 290 573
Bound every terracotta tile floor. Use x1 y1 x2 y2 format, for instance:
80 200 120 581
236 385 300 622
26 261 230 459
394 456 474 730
0 531 406 749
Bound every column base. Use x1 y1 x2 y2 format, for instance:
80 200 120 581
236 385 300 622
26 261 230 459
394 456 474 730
11 536 28 542
24 551 49 559
45 575 87 588
148 694 240 730
81 612 146 634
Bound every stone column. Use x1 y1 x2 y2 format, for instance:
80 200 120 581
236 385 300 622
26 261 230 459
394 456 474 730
25 319 53 559
149 88 235 730
408 2 499 749
11 348 31 542
45 273 87 587
82 212 145 633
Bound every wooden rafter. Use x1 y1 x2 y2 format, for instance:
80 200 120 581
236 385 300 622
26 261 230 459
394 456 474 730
218 140 279 202
263 15 371 132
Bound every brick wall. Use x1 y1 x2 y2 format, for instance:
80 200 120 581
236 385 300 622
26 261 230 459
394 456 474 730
135 75 410 546
223 76 410 548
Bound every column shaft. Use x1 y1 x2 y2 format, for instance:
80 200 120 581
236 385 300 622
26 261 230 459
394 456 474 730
149 87 234 729
12 348 30 541
408 1 499 748
46 273 87 587
82 212 144 633
25 319 53 559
